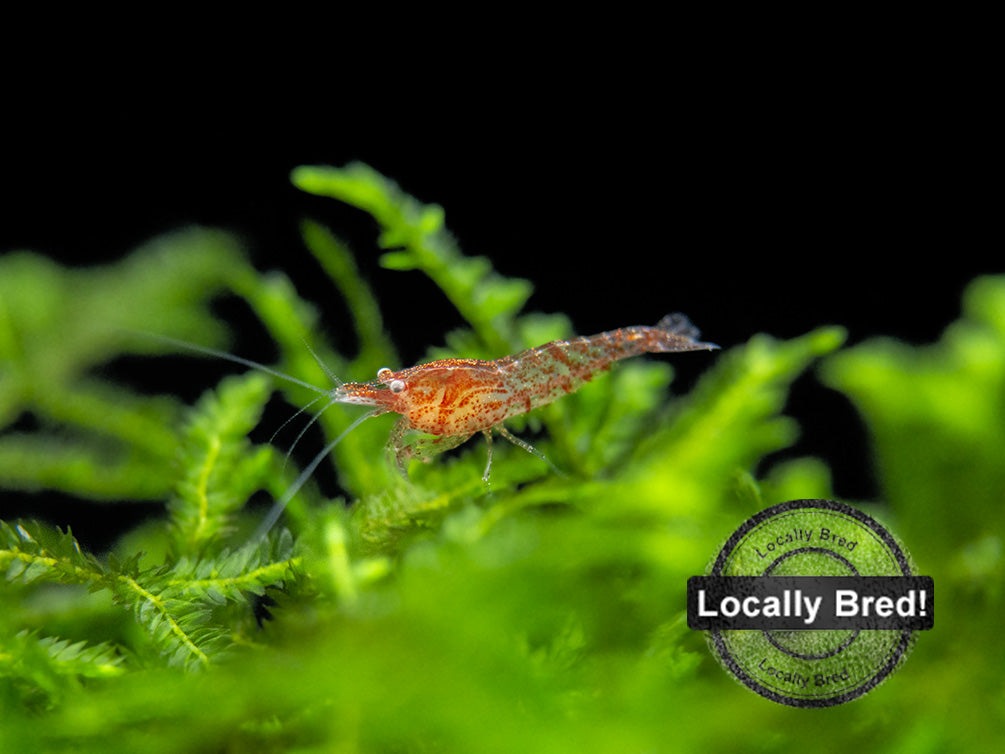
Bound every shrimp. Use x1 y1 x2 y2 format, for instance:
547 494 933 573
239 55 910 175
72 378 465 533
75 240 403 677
150 313 718 536
328 312 717 478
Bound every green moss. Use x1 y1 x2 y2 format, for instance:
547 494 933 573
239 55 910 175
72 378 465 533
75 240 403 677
0 166 1000 751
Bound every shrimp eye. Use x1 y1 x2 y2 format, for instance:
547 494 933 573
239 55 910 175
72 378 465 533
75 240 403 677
377 367 393 382
389 379 406 393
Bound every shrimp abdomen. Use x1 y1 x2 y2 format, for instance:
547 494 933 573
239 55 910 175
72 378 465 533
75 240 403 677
495 313 717 415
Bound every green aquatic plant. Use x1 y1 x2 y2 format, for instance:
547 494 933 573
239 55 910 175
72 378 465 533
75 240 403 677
0 164 1001 752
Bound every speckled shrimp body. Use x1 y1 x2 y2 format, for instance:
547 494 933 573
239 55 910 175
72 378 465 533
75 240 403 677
332 313 718 479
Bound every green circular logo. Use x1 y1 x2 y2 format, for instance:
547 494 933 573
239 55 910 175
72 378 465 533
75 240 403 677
688 499 933 707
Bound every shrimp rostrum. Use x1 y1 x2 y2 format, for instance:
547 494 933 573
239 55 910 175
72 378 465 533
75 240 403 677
333 313 717 480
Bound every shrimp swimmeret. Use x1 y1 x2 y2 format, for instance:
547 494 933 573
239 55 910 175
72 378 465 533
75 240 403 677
158 313 718 535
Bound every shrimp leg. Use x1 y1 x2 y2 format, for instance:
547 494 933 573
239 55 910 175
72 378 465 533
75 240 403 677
389 422 557 482
495 426 564 478
386 416 474 478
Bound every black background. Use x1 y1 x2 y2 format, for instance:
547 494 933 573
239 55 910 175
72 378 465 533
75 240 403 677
2 68 994 550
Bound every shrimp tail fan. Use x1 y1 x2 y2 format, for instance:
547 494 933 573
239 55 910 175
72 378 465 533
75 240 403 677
656 313 720 351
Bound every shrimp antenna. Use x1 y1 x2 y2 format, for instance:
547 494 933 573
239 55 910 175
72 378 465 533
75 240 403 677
265 338 354 469
272 396 340 472
137 332 330 396
251 408 379 541
267 392 330 447
301 336 342 387
135 331 375 540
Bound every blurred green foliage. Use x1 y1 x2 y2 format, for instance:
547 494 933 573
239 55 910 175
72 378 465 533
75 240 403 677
0 164 1001 752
